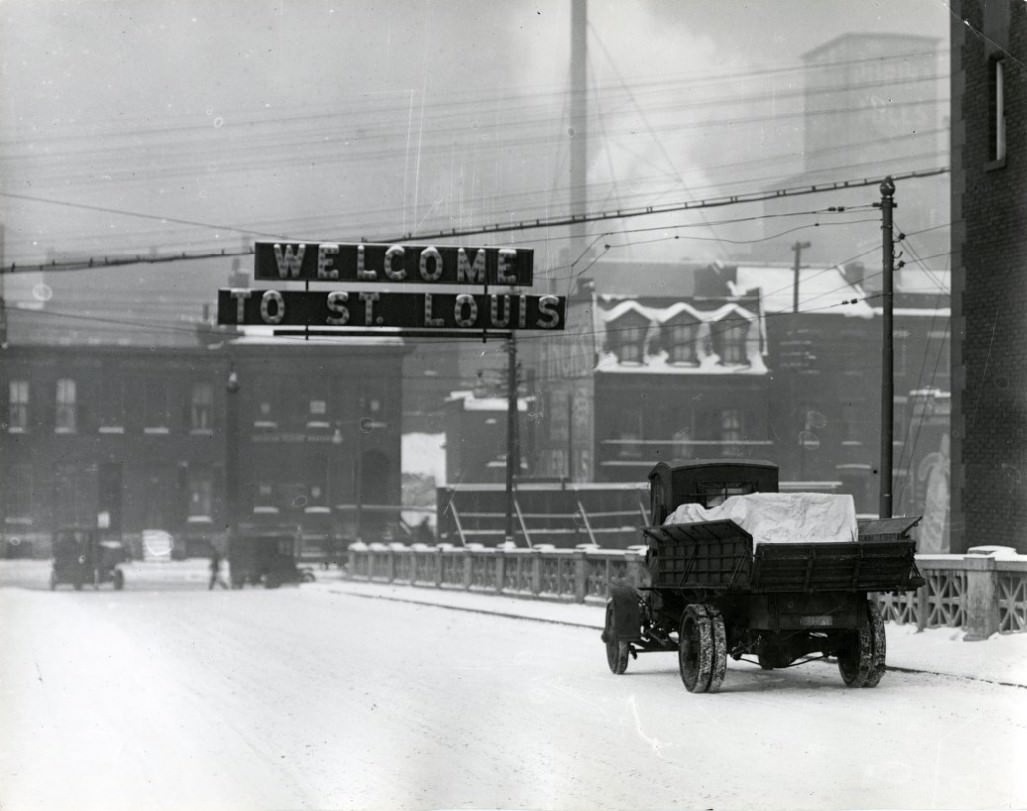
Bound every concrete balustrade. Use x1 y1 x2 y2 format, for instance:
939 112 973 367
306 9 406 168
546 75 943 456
347 542 1027 637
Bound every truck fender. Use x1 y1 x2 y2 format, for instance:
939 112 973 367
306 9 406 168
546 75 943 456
607 584 644 642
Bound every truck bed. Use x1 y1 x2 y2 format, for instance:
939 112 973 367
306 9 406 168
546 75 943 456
642 517 922 594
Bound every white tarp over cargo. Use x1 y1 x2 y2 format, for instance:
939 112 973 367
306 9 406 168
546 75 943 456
663 492 858 546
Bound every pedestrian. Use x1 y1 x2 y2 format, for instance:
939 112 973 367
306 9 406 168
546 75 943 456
209 548 228 590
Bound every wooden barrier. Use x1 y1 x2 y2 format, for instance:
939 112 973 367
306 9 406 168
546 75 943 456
347 542 1027 636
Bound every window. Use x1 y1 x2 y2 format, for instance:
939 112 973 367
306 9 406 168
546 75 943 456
100 378 125 432
54 462 95 526
616 411 644 459
721 409 743 443
254 482 278 513
714 317 750 366
990 56 1006 163
190 382 214 432
666 320 700 365
55 378 77 433
8 380 29 432
610 316 649 365
254 379 278 429
187 467 213 521
4 465 33 521
144 379 169 431
307 398 329 429
720 409 744 457
841 401 866 444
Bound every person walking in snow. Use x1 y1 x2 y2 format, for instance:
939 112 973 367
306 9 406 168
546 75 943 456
208 548 228 590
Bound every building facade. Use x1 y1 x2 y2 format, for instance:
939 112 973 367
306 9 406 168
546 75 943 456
950 0 1027 553
0 266 409 558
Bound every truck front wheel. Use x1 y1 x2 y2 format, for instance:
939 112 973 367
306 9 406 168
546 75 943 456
679 604 716 693
603 602 630 674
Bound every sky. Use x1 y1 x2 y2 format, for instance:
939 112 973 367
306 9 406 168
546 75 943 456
0 0 953 284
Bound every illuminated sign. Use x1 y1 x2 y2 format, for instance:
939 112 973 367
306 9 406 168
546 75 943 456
252 241 533 286
217 289 565 331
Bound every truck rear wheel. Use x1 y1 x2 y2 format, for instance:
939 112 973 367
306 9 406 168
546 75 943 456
708 608 727 693
679 604 715 693
839 598 886 687
863 601 887 687
603 602 630 674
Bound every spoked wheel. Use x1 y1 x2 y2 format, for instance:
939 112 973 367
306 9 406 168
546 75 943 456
603 602 630 675
679 604 722 693
838 598 886 687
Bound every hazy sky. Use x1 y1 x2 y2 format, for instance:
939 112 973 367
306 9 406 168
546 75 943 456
0 0 953 276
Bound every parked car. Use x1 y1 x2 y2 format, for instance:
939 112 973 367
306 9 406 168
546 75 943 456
50 527 127 590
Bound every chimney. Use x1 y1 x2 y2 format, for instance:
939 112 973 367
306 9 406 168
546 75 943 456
843 262 865 288
228 257 249 289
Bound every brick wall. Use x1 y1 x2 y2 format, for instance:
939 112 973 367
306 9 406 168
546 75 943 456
951 0 1027 552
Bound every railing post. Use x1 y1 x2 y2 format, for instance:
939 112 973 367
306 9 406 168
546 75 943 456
435 547 444 588
531 549 543 595
574 550 587 603
916 582 929 631
387 548 396 582
963 555 999 641
495 549 505 594
463 550 473 590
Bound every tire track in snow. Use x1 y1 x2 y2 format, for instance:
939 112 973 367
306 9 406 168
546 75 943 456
328 586 1027 690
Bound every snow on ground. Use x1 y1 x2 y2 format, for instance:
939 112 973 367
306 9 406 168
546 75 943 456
325 578 1027 687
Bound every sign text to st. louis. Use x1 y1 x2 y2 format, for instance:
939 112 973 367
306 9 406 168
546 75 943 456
217 289 565 330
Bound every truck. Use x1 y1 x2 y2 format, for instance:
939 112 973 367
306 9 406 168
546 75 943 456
228 523 314 589
601 459 924 692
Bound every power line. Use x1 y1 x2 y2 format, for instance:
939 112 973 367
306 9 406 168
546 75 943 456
3 169 947 274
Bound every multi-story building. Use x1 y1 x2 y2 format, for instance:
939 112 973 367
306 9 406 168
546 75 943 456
950 0 1027 553
0 261 408 558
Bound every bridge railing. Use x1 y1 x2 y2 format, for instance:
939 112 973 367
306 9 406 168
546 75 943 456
347 543 1027 638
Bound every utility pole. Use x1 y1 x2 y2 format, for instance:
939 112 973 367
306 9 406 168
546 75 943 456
225 363 240 563
505 334 520 544
569 0 588 281
791 240 811 313
878 177 896 519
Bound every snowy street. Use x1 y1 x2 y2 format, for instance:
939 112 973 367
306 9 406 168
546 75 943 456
1 561 1026 811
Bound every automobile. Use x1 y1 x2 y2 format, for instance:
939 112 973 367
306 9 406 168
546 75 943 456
4 536 34 559
50 527 127 590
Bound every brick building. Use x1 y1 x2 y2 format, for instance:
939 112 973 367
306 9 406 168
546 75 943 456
0 261 408 557
950 0 1027 552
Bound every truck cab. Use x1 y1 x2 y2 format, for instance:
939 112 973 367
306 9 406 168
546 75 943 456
647 459 779 522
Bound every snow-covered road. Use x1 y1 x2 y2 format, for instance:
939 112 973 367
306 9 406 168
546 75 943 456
1 568 1025 811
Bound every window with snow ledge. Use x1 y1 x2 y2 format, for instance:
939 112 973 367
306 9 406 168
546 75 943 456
608 316 650 365
712 317 750 366
664 319 700 366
